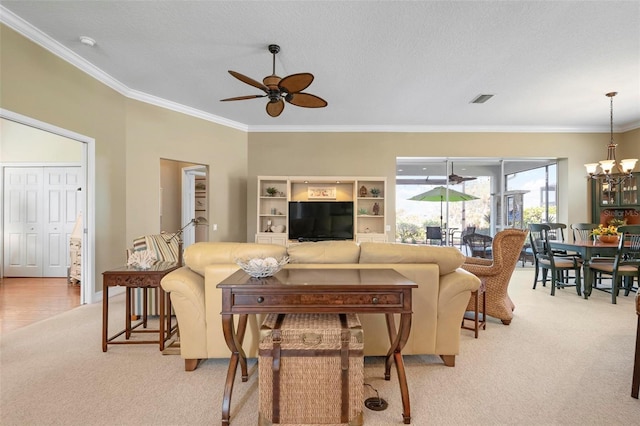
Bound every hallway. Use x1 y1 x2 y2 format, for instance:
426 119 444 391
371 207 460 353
0 277 81 334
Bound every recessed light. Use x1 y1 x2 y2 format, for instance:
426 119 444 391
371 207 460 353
79 36 96 47
470 94 494 104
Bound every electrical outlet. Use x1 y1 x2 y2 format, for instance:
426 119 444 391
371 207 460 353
385 225 390 231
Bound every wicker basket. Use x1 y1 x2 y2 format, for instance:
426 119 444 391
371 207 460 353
258 313 364 426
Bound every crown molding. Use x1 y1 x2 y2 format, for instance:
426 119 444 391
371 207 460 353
246 124 617 133
0 6 248 132
2 5 639 135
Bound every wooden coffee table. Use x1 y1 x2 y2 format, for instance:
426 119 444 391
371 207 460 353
217 267 418 425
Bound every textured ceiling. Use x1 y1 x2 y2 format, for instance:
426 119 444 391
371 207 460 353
1 1 639 132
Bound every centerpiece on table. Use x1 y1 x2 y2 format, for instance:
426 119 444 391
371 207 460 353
591 220 625 244
236 256 289 278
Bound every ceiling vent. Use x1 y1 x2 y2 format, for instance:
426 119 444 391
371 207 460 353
470 94 494 104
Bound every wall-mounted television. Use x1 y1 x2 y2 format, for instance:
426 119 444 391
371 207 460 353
288 201 354 241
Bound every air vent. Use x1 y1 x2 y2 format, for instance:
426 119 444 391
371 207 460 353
470 94 494 104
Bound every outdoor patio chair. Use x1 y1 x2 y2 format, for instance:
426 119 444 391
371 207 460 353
463 233 493 258
426 226 444 245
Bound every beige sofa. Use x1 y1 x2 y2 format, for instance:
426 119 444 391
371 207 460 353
161 241 480 371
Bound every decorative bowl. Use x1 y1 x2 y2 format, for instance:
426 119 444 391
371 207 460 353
236 256 289 278
598 235 619 244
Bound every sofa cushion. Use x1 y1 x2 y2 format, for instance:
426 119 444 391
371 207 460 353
359 242 464 275
184 242 288 275
287 241 361 263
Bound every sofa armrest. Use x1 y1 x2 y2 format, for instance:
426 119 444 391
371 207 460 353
435 269 481 355
161 267 207 359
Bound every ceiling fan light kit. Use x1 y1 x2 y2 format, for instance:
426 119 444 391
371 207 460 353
220 44 327 117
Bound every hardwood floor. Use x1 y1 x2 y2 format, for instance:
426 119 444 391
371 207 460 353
0 277 81 334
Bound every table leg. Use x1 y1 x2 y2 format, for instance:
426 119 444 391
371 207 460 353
384 313 412 424
125 288 132 339
159 288 166 351
220 314 249 426
142 288 148 328
102 282 108 352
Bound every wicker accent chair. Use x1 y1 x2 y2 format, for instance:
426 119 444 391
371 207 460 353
461 229 528 326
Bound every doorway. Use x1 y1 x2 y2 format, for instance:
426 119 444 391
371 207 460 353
1 110 95 304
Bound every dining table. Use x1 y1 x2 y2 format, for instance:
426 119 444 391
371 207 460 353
548 239 620 298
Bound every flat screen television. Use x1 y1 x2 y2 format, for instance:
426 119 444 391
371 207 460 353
288 201 354 241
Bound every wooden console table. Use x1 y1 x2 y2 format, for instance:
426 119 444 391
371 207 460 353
217 268 418 425
102 262 179 352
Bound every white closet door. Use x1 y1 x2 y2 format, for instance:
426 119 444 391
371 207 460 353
3 166 81 277
3 167 44 277
43 167 81 277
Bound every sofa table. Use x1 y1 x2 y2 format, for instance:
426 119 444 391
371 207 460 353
217 267 418 425
102 262 179 352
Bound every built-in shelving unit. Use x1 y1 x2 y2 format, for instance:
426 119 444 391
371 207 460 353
256 176 387 246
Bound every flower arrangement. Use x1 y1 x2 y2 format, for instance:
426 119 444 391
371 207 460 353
590 224 619 237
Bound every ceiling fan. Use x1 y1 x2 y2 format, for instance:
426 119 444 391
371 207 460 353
220 44 328 117
448 163 477 184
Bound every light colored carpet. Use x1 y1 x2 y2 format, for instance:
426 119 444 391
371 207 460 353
1 269 639 425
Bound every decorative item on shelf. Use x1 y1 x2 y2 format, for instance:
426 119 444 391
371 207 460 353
166 216 208 265
266 187 278 197
590 223 620 244
372 202 380 215
236 256 289 278
359 185 368 197
265 219 272 232
370 188 381 197
584 92 638 187
358 207 368 215
127 250 157 270
271 225 285 233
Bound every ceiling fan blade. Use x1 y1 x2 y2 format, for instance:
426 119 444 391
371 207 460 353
228 70 268 92
266 99 285 117
220 94 266 102
279 73 314 93
285 92 328 108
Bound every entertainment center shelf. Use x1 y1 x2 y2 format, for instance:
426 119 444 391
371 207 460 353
256 176 387 246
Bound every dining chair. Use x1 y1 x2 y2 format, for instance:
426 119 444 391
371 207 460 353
529 224 582 296
463 233 493 258
543 222 567 243
587 225 640 304
571 223 599 242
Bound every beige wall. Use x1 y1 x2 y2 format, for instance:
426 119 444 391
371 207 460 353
0 25 247 295
247 131 639 240
2 23 639 292
1 118 82 162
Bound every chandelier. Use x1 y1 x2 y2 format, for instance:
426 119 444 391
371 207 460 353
584 92 637 186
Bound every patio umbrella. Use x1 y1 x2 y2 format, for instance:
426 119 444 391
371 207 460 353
408 186 479 230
